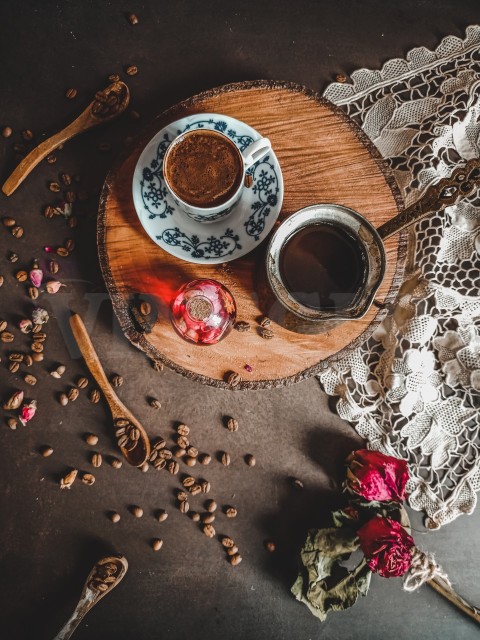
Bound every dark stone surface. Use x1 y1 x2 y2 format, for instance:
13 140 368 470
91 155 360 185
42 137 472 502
0 1 479 639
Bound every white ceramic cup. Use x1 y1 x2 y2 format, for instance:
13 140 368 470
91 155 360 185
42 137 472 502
162 128 272 223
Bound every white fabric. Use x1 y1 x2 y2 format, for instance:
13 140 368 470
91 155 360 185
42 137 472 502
321 26 480 529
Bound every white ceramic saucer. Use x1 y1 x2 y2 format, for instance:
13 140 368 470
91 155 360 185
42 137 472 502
132 113 283 264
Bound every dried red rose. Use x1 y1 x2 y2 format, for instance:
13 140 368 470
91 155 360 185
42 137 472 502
357 516 414 578
346 449 408 503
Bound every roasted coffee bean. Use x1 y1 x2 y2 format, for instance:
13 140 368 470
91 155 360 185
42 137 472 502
9 353 23 362
177 490 188 502
198 453 211 465
156 510 168 522
259 327 274 339
24 373 37 386
179 500 189 514
49 260 59 274
0 320 7 332
85 433 99 446
205 500 217 513
8 251 19 262
131 505 143 518
227 545 239 557
28 286 38 299
15 270 28 282
167 460 179 475
259 316 271 327
148 449 158 462
129 426 140 441
336 73 347 83
177 435 189 449
202 524 216 538
109 511 121 523
82 473 95 486
48 181 61 193
201 513 215 524
7 417 17 430
226 371 242 387
189 484 202 496
89 388 100 403
91 453 102 468
67 215 79 228
245 454 256 467
41 446 54 457
189 511 200 522
65 88 77 99
264 540 276 552
22 129 33 141
8 362 19 373
76 376 88 389
60 173 72 186
31 342 43 353
67 387 79 402
56 247 69 257
158 448 172 460
125 65 138 76
200 480 211 494
108 73 120 82
229 553 242 566
186 446 198 458
221 536 235 549
177 423 190 436
220 451 231 467
140 301 151 316
153 458 166 470
3 391 24 410
43 205 55 218
149 398 161 409
139 462 149 473
182 476 196 488
31 353 44 362
50 364 66 378
225 506 238 518
32 331 46 342
46 154 56 164
24 355 33 366
152 436 166 450
173 446 186 457
60 469 78 489
152 538 163 552
290 477 304 490
110 374 123 387
65 190 76 204
226 417 238 432
234 320 250 332
1 126 12 138
65 238 75 251
2 216 16 227
127 12 139 24
31 323 43 334
185 456 196 467
110 456 122 469
0 275 3 288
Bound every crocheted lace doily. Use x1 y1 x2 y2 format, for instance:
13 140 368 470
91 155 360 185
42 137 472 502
321 25 480 529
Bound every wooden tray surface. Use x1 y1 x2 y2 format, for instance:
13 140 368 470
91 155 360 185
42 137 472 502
98 80 405 389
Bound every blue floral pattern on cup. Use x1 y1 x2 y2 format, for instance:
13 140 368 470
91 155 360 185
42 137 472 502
157 227 241 259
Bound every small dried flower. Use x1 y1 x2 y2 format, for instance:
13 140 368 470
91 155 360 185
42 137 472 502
53 201 72 218
46 280 65 294
29 268 43 288
32 307 49 325
244 364 253 373
19 319 33 334
19 399 37 425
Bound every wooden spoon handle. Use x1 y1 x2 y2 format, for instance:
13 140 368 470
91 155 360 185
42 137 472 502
69 313 121 411
428 576 480 625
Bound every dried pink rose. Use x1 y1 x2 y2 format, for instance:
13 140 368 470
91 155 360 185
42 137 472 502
19 400 37 425
32 307 49 325
29 268 43 288
46 280 65 294
44 246 54 253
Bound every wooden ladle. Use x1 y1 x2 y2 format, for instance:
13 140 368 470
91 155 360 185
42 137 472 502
2 81 130 196
54 555 128 640
69 313 150 467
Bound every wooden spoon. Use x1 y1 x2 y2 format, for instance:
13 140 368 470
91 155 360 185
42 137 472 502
2 81 130 196
54 555 128 640
69 313 150 467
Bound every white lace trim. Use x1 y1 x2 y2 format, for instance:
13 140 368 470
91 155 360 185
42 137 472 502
321 25 480 529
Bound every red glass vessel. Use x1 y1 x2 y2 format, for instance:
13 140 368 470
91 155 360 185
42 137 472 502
170 278 236 345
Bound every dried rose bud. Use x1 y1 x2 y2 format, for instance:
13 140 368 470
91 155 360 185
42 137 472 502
32 307 49 325
46 280 65 294
19 399 37 425
44 246 54 253
244 364 253 373
29 268 43 288
3 390 24 411
19 318 33 333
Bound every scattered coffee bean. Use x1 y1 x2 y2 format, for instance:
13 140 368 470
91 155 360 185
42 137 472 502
8 353 23 363
48 260 59 274
76 376 88 389
82 473 95 486
108 73 120 82
22 129 33 141
85 433 99 446
234 320 250 332
3 390 24 410
185 456 196 467
24 373 37 386
189 484 202 496
65 190 76 203
158 448 172 460
186 446 198 458
28 286 39 300
225 506 238 518
15 270 28 282
2 216 16 227
179 500 189 514
203 524 216 538
56 247 69 257
152 360 163 372
8 251 19 262
205 499 217 513
221 536 235 548
189 511 200 522
0 320 7 333
60 469 78 490
139 462 149 473
131 505 143 518
220 451 231 467
111 374 123 387
152 538 163 552
201 513 215 524
31 353 44 362
290 477 304 490
89 388 100 403
65 88 77 99
65 238 75 252
48 181 61 193
198 453 211 465
200 480 211 493
229 553 242 566
177 435 189 449
182 476 195 488
156 510 168 522
67 387 79 402
264 540 276 553
46 154 56 164
59 393 68 406
127 12 139 25
177 423 190 436
125 65 138 76
60 172 72 186
149 398 161 409
7 417 17 430
30 341 43 353
32 331 46 342
259 316 271 328
226 371 242 387
177 490 188 502
167 460 180 475
91 452 102 468
2 126 12 138
8 362 19 373
173 446 186 457
43 205 55 218
68 214 80 227
245 454 256 467
336 73 347 83
41 446 54 457
109 456 122 469
0 275 3 288
259 327 274 339
226 417 239 432
24 355 33 366
227 545 239 557
109 511 121 523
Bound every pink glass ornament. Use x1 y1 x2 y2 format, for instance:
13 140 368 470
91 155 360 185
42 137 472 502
170 279 236 345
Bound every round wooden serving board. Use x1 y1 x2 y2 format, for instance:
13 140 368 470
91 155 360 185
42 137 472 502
98 81 405 390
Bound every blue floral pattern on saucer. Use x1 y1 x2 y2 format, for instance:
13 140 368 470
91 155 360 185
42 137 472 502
132 113 284 264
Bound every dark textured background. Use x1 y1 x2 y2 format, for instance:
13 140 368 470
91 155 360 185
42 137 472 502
1 2 480 639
